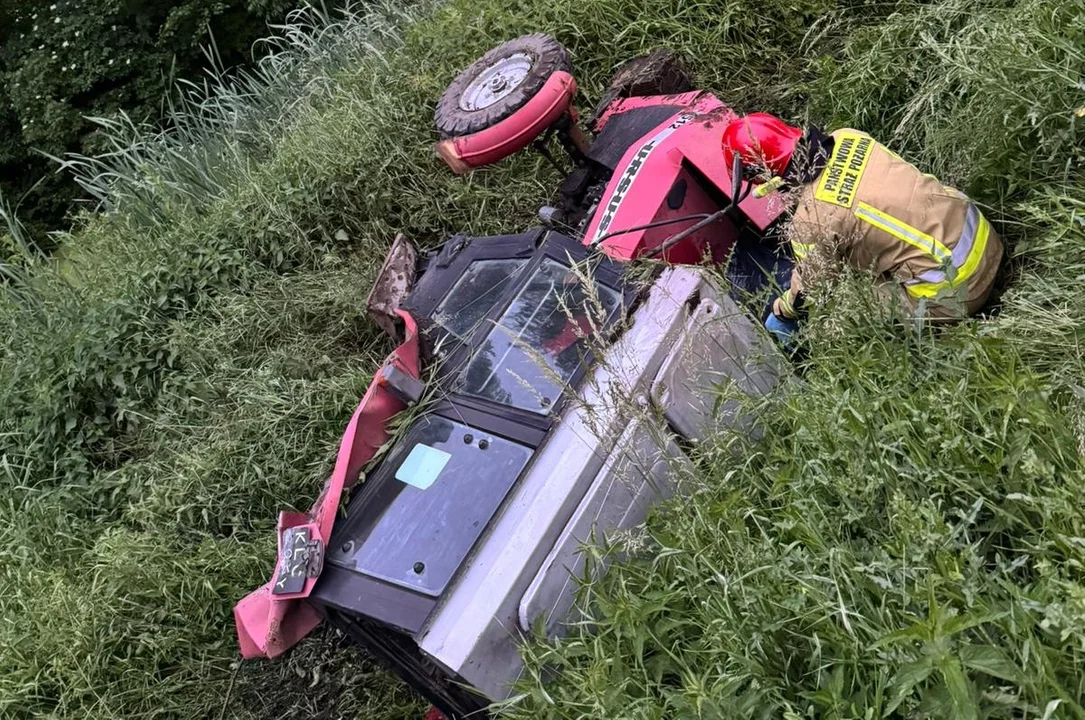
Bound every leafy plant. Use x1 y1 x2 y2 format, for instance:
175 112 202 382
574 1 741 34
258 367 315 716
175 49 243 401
0 0 302 246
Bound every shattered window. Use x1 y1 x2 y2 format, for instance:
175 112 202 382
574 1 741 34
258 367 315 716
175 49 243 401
434 259 528 339
458 259 621 414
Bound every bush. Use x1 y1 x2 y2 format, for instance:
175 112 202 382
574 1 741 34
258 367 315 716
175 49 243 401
0 0 300 244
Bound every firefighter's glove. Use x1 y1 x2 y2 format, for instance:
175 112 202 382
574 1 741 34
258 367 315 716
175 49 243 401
764 313 798 347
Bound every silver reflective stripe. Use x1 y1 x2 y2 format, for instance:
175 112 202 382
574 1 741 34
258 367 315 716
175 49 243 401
951 204 980 267
854 204 951 261
905 203 980 286
910 268 945 285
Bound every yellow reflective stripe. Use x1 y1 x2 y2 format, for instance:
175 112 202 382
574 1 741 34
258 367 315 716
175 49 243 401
854 202 952 262
776 291 798 319
904 214 991 299
754 176 786 199
956 212 990 280
791 240 816 261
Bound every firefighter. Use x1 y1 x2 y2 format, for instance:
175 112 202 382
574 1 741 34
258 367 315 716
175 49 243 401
720 113 1004 344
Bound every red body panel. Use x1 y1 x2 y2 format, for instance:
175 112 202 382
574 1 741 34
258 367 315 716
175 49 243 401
585 93 786 262
641 165 736 264
234 311 421 659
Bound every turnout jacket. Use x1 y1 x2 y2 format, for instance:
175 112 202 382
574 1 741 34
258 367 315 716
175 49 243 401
775 129 1003 320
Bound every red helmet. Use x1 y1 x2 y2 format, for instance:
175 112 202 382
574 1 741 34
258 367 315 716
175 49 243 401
721 113 803 179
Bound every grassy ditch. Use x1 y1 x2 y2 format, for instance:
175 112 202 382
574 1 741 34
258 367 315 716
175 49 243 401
0 0 1082 717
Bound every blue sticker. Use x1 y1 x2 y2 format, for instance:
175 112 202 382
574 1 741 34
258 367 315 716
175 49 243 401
394 444 452 490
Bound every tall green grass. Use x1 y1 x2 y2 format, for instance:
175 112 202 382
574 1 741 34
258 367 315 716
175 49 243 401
506 0 1085 717
0 0 1081 717
510 284 1085 717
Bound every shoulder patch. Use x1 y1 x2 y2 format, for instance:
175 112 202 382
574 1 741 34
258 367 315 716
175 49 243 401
814 131 875 209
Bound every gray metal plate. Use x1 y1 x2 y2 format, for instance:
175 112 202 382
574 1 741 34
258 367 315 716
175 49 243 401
650 294 780 442
517 418 686 636
329 415 532 597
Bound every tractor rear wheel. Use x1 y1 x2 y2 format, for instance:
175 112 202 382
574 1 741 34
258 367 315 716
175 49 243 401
435 34 572 139
588 49 695 129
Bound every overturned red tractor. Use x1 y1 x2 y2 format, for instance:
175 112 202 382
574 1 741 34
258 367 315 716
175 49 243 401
235 36 795 718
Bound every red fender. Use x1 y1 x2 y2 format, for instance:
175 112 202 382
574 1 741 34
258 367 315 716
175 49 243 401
234 310 421 659
435 71 578 173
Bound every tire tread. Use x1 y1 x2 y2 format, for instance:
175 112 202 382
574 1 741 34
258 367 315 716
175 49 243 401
434 34 571 139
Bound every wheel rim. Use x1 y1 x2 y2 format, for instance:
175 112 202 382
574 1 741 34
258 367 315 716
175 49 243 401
458 53 534 111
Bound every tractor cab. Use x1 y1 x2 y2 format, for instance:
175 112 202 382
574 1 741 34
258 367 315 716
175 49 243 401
312 228 629 639
309 226 782 716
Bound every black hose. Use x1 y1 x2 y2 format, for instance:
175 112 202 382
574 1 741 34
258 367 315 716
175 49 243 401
643 208 733 259
590 213 715 246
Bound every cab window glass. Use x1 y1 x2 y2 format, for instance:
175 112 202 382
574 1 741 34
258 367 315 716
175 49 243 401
458 259 620 414
434 259 528 339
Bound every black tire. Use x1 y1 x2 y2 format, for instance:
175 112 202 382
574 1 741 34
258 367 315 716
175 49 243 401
435 34 572 139
606 49 694 98
588 49 695 130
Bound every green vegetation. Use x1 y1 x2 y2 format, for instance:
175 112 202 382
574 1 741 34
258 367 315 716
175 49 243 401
0 0 300 244
0 0 1082 718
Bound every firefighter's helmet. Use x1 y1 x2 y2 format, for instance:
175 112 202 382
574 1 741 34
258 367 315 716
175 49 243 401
721 113 803 179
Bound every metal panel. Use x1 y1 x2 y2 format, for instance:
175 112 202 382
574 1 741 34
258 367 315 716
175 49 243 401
517 417 689 636
650 291 782 443
588 105 684 170
416 266 706 701
328 415 532 598
312 565 436 635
